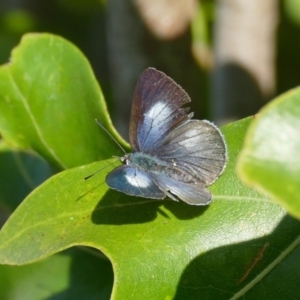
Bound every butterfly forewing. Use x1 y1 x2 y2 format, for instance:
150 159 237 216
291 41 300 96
129 68 191 153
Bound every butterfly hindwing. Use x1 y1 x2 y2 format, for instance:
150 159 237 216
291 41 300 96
156 119 227 185
105 165 166 199
154 175 212 205
129 68 192 153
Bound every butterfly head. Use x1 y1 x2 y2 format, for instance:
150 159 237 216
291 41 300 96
120 153 132 165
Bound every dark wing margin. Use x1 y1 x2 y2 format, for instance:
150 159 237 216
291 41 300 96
105 165 166 199
156 120 227 185
129 68 192 153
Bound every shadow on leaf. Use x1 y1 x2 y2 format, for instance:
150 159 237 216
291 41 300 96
173 214 300 299
91 189 208 225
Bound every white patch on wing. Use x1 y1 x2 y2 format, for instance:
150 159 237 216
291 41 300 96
185 129 199 137
124 171 152 188
145 101 171 123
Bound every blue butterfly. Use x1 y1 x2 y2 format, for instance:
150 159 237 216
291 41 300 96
106 68 227 205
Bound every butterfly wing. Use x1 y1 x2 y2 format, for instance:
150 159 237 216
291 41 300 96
105 165 166 199
154 175 212 205
129 68 192 153
156 119 227 185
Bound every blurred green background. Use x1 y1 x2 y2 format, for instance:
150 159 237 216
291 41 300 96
1 0 299 138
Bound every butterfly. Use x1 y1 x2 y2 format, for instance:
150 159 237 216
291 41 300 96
106 68 227 205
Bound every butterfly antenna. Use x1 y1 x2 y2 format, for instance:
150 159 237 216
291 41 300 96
95 118 126 154
84 158 119 180
85 119 126 181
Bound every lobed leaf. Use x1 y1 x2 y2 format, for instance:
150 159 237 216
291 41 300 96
1 118 299 299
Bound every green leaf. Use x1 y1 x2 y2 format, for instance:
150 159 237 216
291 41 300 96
0 33 125 170
237 87 300 219
191 2 213 69
1 117 299 299
0 141 53 212
285 0 300 26
0 248 113 300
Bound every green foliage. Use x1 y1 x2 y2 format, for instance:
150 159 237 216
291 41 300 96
0 141 53 212
238 88 300 218
0 248 113 300
284 0 300 26
0 34 300 299
0 33 125 170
